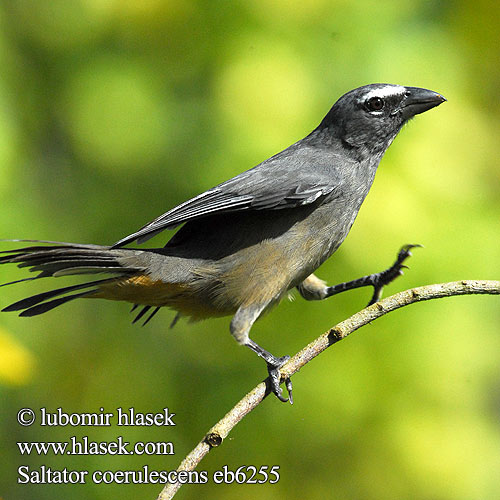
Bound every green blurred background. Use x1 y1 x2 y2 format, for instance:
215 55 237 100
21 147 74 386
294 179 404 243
1 1 499 499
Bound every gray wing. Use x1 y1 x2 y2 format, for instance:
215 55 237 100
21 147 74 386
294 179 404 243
113 147 343 247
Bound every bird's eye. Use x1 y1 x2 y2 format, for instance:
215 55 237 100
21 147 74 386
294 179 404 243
365 96 385 112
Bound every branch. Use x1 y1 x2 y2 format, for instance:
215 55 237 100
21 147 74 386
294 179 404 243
156 280 500 500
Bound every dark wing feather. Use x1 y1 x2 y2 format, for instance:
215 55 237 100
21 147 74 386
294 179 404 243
113 146 342 247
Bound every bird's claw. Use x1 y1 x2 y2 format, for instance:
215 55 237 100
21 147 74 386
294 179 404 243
367 244 422 306
267 355 292 404
397 244 422 263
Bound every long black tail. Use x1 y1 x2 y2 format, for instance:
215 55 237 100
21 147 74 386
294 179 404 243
0 240 145 317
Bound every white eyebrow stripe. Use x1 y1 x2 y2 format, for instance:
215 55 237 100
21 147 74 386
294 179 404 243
363 85 406 100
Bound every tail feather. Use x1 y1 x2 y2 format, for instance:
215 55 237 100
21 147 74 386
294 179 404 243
53 266 128 277
142 306 161 326
131 305 162 327
15 251 119 262
4 252 121 267
0 239 114 251
2 278 114 312
28 259 121 273
19 290 102 317
1 241 147 317
0 242 144 276
0 277 42 288
132 305 152 324
0 242 115 263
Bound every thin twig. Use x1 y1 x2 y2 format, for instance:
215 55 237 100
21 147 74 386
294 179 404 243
156 280 500 499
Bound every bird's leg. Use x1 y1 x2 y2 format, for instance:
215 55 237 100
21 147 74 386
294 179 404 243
231 304 292 403
298 244 421 307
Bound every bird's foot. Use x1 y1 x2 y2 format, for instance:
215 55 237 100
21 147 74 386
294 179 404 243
367 244 421 305
243 338 293 403
267 355 293 404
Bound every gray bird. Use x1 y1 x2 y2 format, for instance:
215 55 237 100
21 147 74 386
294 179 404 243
1 83 445 402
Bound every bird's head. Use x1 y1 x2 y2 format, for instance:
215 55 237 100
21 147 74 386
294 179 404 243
320 84 446 157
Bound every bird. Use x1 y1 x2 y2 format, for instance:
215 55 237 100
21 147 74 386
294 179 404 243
1 83 446 402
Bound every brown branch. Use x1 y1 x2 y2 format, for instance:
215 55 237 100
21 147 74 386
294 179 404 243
156 280 500 500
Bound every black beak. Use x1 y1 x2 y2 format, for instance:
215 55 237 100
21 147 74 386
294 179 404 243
402 87 446 120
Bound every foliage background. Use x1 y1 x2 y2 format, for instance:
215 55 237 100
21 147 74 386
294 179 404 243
1 1 499 499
